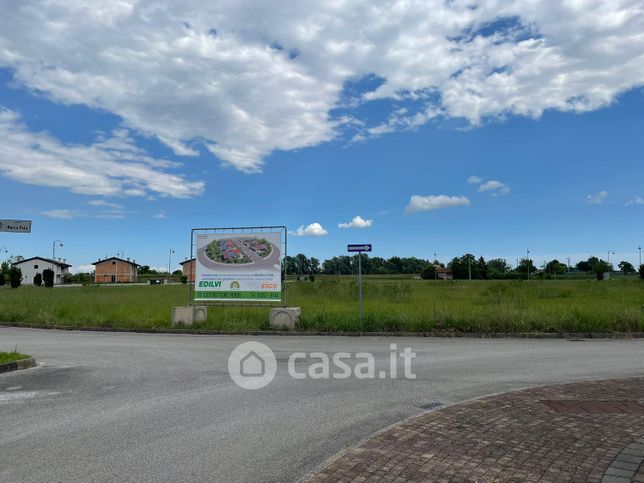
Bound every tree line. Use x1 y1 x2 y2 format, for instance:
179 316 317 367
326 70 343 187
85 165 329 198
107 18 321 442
284 253 644 280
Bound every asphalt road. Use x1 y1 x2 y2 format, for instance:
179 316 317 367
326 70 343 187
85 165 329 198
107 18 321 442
1 328 643 482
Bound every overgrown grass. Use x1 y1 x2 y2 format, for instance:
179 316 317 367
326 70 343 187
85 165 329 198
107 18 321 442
0 350 30 364
0 277 642 333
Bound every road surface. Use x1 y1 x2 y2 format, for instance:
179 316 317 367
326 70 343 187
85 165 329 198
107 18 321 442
0 328 642 482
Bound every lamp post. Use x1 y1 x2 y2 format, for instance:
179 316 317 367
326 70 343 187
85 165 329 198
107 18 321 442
639 246 642 266
52 240 63 285
607 250 614 264
523 249 530 279
434 252 437 280
52 240 63 260
168 249 175 277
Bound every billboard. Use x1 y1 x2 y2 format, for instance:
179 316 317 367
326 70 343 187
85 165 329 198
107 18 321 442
194 232 282 302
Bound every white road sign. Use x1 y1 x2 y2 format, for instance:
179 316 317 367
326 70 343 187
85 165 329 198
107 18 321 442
0 220 31 233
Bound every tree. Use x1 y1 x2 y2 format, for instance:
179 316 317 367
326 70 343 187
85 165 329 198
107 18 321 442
576 260 592 272
639 265 644 280
593 260 611 281
448 254 479 279
33 273 43 286
0 272 4 286
8 265 21 288
515 258 537 277
545 259 566 275
420 265 436 280
618 261 636 275
310 257 320 275
172 269 182 276
487 258 510 273
43 268 55 287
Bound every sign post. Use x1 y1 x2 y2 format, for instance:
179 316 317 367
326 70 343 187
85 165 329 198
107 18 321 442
0 220 31 233
348 244 372 323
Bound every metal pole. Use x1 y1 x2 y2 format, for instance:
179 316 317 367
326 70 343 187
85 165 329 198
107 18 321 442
434 253 437 281
468 257 471 281
358 252 363 323
526 249 530 280
168 249 174 278
639 246 642 266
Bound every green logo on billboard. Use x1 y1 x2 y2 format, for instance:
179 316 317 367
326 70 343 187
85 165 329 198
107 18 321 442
230 281 241 289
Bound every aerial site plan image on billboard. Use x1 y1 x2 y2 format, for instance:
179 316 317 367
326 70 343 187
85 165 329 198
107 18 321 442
194 232 282 302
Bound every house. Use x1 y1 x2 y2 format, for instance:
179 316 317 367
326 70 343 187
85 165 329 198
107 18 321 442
92 257 140 283
13 257 71 285
180 258 196 282
436 267 454 280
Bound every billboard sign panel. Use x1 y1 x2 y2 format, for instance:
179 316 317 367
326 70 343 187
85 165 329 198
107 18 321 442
194 232 282 301
0 219 31 233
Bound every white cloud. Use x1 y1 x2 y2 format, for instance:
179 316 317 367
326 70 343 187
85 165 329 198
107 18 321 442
0 2 643 171
70 264 95 274
41 209 81 219
467 175 483 184
88 200 123 209
478 180 511 196
338 215 373 229
290 222 328 236
625 196 644 206
153 211 167 219
405 195 471 213
0 108 205 198
587 190 608 205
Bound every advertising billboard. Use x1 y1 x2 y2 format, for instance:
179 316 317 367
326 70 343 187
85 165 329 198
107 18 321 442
194 232 282 302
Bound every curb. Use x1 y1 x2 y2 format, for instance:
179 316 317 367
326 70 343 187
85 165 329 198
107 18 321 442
0 357 36 374
1 323 643 339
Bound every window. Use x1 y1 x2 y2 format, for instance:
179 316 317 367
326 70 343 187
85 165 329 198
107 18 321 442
34 264 38 269
112 261 116 265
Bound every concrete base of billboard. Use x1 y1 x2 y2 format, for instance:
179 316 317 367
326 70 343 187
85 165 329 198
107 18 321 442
172 306 208 326
269 307 300 329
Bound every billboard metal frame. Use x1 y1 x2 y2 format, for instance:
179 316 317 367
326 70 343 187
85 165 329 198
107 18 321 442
189 225 288 307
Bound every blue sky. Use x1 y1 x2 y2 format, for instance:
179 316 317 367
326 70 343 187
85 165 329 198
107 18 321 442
0 1 643 272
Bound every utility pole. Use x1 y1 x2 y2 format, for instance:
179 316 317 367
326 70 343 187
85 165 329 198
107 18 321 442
468 256 472 281
639 246 642 266
52 240 63 284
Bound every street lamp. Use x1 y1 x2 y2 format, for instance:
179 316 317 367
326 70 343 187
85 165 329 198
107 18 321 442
168 249 175 277
639 246 642 266
52 240 63 260
607 250 615 264
526 249 530 280
434 252 437 280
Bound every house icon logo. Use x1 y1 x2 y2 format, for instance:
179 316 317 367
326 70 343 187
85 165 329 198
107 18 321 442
230 281 241 289
240 351 265 377
228 341 277 390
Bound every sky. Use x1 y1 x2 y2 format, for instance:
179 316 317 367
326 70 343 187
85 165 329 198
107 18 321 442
0 0 643 273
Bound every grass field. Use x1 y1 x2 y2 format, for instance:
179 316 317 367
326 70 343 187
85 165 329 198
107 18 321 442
0 277 642 333
0 351 31 365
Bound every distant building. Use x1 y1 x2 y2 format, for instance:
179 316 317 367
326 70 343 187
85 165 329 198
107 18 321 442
180 258 195 282
92 257 140 283
13 257 71 285
436 266 454 280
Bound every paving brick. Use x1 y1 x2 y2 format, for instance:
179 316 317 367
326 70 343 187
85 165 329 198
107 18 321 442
308 377 644 482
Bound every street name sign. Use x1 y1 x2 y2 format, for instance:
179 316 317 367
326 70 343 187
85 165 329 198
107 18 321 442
0 219 31 233
347 244 372 252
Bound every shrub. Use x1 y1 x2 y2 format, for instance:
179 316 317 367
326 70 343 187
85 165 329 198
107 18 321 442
43 268 55 287
596 271 604 281
420 265 436 280
0 272 4 286
309 275 315 282
640 264 644 280
181 275 188 284
8 266 21 288
33 273 43 286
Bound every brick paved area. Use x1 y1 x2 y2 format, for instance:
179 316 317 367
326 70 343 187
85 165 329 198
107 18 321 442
308 377 644 482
